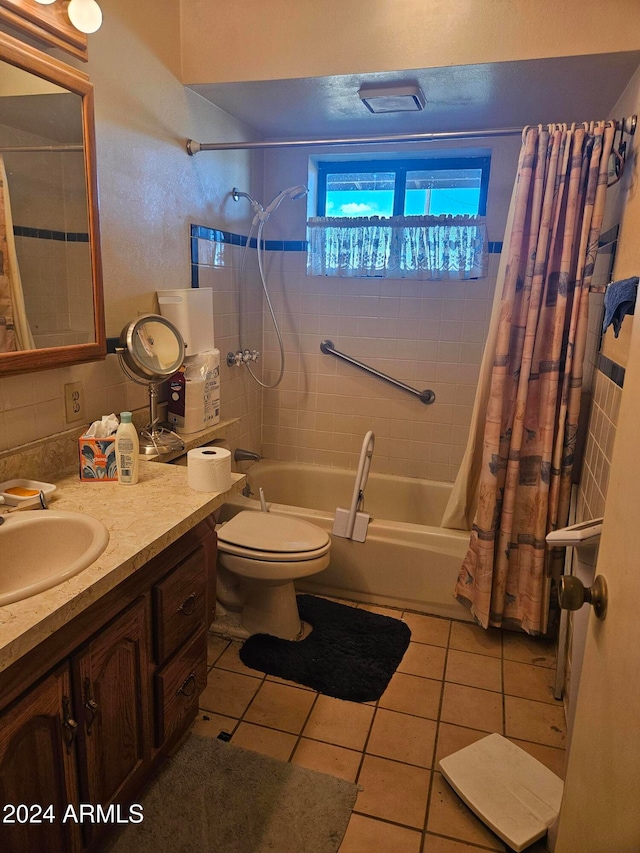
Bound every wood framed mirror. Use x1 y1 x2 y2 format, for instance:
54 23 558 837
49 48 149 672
0 29 105 375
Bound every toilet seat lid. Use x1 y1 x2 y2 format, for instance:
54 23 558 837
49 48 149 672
217 511 330 554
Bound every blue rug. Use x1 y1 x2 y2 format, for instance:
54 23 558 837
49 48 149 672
239 595 411 702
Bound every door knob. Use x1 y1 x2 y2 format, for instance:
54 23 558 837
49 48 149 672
558 574 608 620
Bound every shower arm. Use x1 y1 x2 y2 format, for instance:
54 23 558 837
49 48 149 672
320 339 436 405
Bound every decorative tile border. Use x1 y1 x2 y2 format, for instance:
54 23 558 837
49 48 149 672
14 225 89 242
190 224 306 252
597 352 625 388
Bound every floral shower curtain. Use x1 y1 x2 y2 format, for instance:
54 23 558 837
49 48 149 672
450 122 615 635
307 214 488 279
0 155 35 352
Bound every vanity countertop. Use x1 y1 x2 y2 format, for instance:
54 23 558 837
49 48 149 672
0 460 244 675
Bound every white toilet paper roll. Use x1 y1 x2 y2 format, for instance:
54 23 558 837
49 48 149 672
187 446 232 492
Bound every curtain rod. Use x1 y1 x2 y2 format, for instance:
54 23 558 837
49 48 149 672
186 116 636 154
0 144 83 153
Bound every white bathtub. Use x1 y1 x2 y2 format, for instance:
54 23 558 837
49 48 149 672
218 460 472 621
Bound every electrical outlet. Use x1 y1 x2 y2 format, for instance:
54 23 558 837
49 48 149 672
64 381 85 423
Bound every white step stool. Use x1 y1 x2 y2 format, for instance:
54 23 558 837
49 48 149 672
438 733 564 852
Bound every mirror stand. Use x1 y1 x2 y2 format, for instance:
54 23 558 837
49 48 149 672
119 368 185 456
116 314 186 456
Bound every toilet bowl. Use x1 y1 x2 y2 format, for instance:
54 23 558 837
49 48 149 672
216 511 330 639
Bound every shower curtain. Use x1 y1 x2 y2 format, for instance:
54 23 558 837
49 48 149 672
443 122 615 635
0 155 35 352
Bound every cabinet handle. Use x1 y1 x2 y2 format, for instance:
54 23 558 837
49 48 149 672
176 670 198 698
177 593 197 616
83 677 99 735
62 695 79 752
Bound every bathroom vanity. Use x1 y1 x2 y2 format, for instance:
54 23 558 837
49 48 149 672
0 461 243 852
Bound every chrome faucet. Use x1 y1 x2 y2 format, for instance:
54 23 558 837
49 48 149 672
234 448 261 463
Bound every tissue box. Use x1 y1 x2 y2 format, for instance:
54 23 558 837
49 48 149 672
79 435 117 481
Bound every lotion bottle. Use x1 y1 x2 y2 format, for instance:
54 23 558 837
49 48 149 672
115 412 139 485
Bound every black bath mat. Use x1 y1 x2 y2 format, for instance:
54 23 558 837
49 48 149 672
239 595 411 702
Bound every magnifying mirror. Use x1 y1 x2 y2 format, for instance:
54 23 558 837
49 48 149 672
116 314 186 455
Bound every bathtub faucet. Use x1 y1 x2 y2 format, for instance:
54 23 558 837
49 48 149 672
234 448 262 463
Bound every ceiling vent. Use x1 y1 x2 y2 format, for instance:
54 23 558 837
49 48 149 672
358 84 426 114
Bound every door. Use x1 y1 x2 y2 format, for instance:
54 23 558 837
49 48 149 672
554 320 640 851
73 597 152 819
0 664 82 853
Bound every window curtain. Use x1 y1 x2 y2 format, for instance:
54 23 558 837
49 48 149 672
0 155 35 352
444 122 615 635
307 214 488 279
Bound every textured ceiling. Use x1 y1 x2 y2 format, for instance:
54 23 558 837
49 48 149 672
190 53 640 140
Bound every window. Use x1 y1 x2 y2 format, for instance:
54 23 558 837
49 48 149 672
308 155 490 280
317 157 490 218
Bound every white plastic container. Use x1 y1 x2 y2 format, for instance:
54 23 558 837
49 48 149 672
115 412 140 485
157 288 215 355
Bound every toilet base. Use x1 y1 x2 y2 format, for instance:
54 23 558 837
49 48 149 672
210 603 251 641
241 580 304 640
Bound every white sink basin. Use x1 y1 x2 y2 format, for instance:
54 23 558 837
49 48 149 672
0 510 110 606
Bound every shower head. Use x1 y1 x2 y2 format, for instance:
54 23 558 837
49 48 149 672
262 185 308 216
287 185 309 201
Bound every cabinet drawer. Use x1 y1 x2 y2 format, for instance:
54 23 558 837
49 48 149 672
153 548 207 663
154 629 207 748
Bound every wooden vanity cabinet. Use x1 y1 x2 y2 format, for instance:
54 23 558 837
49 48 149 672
0 517 216 853
72 597 152 847
0 664 83 853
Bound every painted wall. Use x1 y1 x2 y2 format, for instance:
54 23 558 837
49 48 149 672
0 0 263 455
180 0 640 85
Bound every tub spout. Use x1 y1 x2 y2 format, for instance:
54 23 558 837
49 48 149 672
234 448 262 463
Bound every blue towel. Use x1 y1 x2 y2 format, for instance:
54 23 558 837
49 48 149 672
602 276 638 337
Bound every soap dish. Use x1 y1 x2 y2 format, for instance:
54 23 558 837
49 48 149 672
0 479 57 505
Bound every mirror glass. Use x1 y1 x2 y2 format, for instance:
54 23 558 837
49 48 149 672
0 60 91 350
0 32 104 374
121 315 185 380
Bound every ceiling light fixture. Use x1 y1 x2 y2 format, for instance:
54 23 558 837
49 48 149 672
35 0 103 34
358 84 426 114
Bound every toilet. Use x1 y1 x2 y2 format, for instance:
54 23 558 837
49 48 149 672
216 511 331 640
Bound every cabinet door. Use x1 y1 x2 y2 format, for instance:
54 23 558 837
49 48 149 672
0 664 82 853
73 597 152 812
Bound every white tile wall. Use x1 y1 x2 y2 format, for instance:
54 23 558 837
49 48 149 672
191 233 500 480
195 243 264 456
258 251 500 481
0 358 140 454
577 368 621 522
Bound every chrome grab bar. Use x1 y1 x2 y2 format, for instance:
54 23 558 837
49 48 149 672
320 340 436 405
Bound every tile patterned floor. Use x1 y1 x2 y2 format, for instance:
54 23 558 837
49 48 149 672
194 599 566 853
